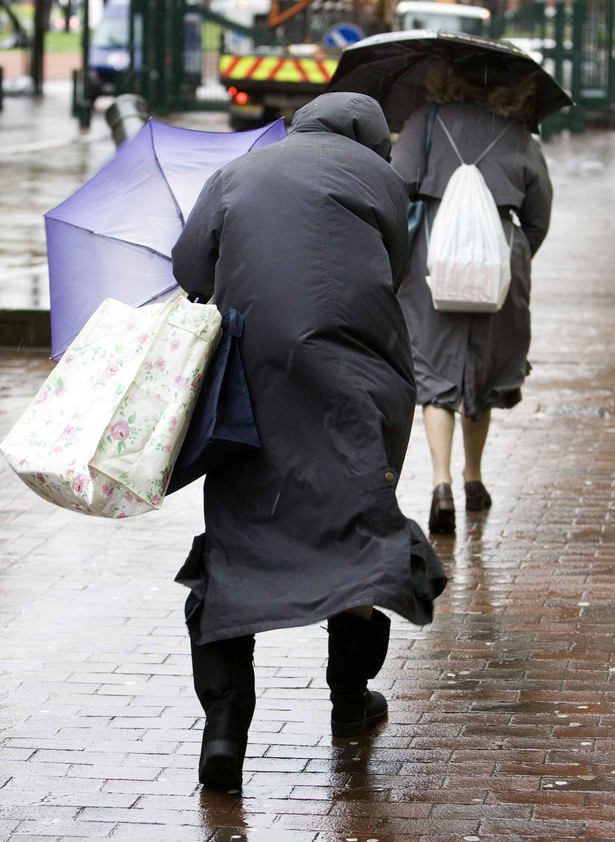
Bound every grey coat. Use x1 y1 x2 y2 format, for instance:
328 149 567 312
172 93 446 645
391 102 553 418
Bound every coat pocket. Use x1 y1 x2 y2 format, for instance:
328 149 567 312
355 469 406 538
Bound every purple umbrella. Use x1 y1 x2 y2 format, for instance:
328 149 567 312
45 118 287 359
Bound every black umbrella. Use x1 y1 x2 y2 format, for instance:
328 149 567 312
326 30 573 132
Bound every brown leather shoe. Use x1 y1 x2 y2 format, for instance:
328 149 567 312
429 483 455 534
464 481 492 512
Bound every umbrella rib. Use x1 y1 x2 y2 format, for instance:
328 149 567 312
52 277 181 360
330 31 572 128
247 121 282 150
47 218 173 261
149 126 186 228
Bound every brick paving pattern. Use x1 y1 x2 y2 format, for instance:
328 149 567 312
0 102 614 840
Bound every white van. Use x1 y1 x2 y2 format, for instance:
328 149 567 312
210 0 270 53
396 1 491 36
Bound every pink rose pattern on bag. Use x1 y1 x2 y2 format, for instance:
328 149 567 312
0 297 222 518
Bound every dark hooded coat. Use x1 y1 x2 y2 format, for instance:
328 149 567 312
391 102 553 418
172 93 446 645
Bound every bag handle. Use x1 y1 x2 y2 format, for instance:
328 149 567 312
189 293 216 307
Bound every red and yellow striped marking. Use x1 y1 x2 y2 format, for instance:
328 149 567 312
220 54 338 84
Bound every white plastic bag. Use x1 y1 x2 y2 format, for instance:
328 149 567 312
426 116 512 313
0 295 222 518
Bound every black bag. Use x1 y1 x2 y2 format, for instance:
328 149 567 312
166 309 259 494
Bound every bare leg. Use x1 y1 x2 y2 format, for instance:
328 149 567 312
461 409 491 483
423 404 455 487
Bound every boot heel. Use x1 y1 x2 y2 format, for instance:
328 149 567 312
199 739 243 789
331 708 388 737
330 689 388 737
331 719 367 738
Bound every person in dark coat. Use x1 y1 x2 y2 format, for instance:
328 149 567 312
390 64 553 534
171 92 447 789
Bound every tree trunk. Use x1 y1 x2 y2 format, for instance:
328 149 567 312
64 0 73 34
31 0 53 95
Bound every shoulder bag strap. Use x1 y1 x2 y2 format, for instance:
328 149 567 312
415 104 438 191
412 105 436 248
424 104 437 158
472 121 515 250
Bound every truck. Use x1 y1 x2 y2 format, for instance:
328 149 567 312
396 1 490 37
219 0 397 129
219 0 491 129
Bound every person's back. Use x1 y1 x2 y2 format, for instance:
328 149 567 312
174 95 411 336
171 92 447 789
393 100 550 241
390 66 553 534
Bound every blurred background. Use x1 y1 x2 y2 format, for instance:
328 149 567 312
0 0 613 132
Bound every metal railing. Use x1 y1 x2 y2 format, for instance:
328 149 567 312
493 0 615 135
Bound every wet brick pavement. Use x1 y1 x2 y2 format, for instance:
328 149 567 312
1 86 615 840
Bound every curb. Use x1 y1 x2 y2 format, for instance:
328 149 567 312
0 308 51 350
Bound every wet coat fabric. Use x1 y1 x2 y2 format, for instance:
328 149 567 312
172 93 447 645
391 102 553 418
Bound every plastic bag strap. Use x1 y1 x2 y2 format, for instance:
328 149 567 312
435 114 465 165
425 116 514 246
473 122 512 166
193 296 241 336
436 113 511 166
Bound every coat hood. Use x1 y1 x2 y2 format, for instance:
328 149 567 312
289 92 392 161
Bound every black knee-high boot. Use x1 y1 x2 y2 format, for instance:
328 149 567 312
190 634 256 788
326 609 391 737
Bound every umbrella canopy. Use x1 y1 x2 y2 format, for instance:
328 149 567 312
326 30 573 132
45 118 287 359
